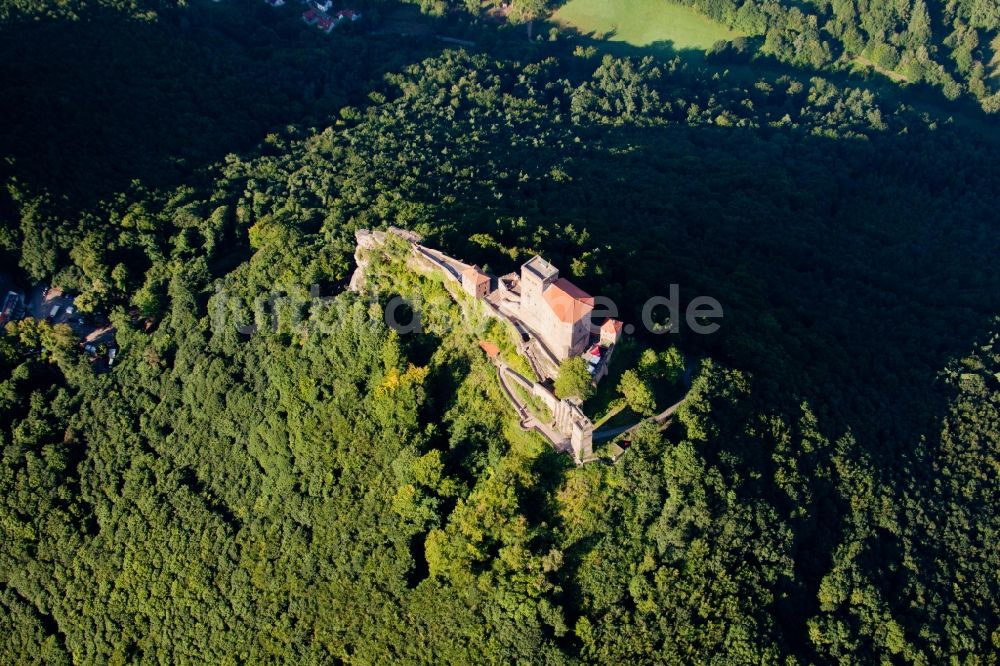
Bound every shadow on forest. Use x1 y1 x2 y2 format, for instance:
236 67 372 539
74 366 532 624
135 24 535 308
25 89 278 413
427 116 998 480
0 1 446 210
3 0 996 213
422 114 997 652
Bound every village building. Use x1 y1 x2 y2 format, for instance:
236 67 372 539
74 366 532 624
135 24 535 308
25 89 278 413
302 4 359 32
334 8 361 21
518 255 594 361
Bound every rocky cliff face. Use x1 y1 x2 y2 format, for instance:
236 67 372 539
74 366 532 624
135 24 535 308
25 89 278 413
348 229 386 292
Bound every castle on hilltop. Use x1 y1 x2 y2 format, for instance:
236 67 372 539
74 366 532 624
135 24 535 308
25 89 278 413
351 228 626 464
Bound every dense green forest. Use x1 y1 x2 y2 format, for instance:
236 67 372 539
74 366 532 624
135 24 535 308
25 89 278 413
667 0 1000 110
1 0 998 662
398 0 1000 111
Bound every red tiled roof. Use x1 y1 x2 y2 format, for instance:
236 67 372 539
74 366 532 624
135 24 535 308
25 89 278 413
601 319 624 334
478 341 500 358
303 9 316 18
462 266 490 286
543 277 594 324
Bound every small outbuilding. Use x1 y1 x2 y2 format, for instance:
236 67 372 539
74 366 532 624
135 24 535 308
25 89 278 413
461 266 491 299
478 340 500 359
600 318 624 346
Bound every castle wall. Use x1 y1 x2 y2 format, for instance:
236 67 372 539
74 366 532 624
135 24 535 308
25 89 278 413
532 384 594 464
568 318 590 357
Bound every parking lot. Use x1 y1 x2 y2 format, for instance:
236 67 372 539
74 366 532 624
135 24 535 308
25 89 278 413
28 284 116 350
29 285 78 325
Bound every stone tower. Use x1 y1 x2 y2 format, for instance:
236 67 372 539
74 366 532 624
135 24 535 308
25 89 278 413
570 416 594 464
520 255 559 334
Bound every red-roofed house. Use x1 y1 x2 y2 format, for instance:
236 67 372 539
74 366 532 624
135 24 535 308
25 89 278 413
302 8 318 23
335 8 361 21
317 15 334 31
519 255 595 360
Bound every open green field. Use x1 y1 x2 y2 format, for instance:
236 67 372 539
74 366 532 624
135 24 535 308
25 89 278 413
552 0 740 51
